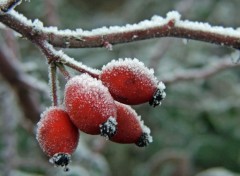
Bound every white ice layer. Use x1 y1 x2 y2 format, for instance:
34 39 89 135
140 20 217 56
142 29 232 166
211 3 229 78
9 9 240 40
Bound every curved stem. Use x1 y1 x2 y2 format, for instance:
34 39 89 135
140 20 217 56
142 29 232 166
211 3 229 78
49 63 58 106
56 63 71 80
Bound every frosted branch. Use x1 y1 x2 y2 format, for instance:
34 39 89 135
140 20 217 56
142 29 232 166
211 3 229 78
36 40 100 77
1 10 240 49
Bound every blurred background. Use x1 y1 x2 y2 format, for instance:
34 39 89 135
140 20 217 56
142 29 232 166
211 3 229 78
1 0 240 175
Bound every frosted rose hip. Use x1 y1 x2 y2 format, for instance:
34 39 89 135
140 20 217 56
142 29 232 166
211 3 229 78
100 58 166 106
110 102 152 147
36 106 79 171
64 74 117 138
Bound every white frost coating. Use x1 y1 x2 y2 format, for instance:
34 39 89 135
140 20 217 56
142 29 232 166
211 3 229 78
8 9 240 41
65 73 108 94
43 42 100 75
157 81 166 90
7 9 179 37
122 103 151 141
101 58 158 84
142 126 153 143
36 106 61 141
9 10 33 26
33 19 44 29
65 74 116 119
166 10 181 22
175 18 240 38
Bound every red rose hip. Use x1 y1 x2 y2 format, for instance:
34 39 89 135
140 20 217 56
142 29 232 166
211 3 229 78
36 106 79 171
100 58 166 107
110 102 152 147
64 74 117 139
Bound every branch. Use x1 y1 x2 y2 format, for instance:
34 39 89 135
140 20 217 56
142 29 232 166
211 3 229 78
1 10 240 49
0 45 42 123
36 40 100 78
161 57 240 84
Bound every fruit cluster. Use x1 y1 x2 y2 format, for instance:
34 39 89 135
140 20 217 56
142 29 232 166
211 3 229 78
36 58 166 171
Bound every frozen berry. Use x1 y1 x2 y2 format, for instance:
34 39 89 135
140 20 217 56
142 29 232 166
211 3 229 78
64 74 117 138
100 58 166 106
36 107 79 171
110 102 152 147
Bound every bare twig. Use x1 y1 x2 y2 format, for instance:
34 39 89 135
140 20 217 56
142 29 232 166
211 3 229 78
148 0 194 69
161 57 240 84
148 38 173 69
43 0 59 26
0 45 41 123
3 28 20 58
146 150 191 176
56 63 71 80
1 87 17 175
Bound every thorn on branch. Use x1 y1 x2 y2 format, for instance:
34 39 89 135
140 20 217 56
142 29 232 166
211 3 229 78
102 41 113 51
167 19 176 28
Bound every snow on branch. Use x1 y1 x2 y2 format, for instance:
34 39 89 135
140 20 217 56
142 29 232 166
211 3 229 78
161 56 240 84
1 10 240 49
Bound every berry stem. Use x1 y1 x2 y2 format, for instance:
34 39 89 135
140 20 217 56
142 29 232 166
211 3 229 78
64 61 100 79
49 63 58 106
36 40 100 78
56 63 71 80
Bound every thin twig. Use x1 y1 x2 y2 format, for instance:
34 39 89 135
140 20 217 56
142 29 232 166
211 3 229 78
0 45 41 123
49 63 58 106
36 40 100 78
56 63 71 80
43 0 59 26
161 57 240 84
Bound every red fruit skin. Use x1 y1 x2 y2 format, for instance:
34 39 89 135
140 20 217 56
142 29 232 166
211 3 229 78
110 102 142 144
100 59 157 105
64 74 117 135
36 107 79 157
